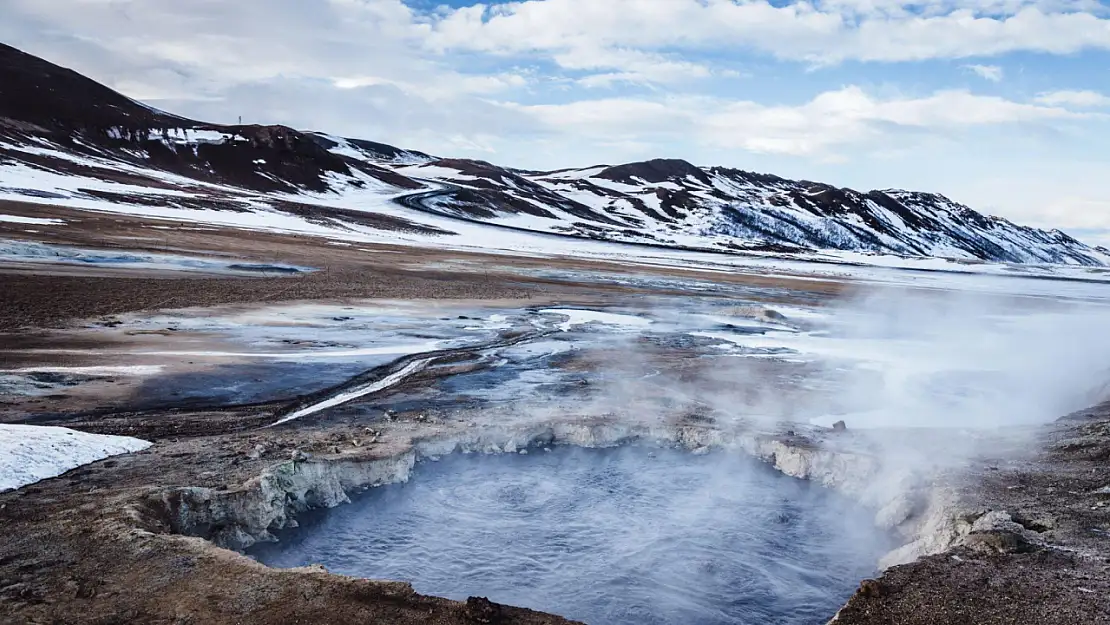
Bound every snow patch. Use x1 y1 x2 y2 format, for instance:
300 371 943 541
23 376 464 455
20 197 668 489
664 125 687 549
272 357 433 425
540 308 654 332
0 238 313 275
0 214 65 225
0 424 151 492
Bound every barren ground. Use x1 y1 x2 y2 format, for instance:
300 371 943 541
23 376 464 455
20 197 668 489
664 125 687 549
1 211 1108 625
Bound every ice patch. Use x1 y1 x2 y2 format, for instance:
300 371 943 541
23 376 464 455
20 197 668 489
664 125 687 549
0 239 314 275
3 365 164 376
463 313 513 331
0 424 151 492
540 309 654 332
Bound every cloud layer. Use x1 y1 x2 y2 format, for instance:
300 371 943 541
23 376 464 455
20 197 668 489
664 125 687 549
1 0 1109 241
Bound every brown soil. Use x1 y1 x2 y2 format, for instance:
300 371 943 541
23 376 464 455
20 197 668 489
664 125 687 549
2 209 1108 625
0 200 850 333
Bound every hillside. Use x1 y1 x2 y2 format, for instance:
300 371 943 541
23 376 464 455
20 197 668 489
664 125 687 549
0 42 1106 266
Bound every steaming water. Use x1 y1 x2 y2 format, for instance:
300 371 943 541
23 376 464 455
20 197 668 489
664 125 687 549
253 446 892 624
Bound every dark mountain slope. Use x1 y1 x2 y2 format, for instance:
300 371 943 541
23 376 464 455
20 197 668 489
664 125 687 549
0 42 1105 266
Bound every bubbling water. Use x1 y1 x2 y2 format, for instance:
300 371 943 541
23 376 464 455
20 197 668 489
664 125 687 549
252 446 893 624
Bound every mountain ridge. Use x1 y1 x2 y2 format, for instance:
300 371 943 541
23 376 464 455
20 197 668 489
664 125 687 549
0 42 1106 267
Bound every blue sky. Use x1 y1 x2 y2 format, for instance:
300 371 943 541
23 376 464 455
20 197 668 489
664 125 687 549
2 0 1110 244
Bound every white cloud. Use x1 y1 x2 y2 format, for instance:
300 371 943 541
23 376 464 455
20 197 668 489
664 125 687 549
2 0 1110 236
332 72 528 99
554 47 717 87
965 64 1005 81
1034 90 1110 107
423 1 1110 64
515 87 1087 157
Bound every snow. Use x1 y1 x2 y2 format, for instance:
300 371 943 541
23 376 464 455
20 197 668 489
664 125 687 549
0 424 151 492
323 136 367 161
3 134 1110 300
399 164 479 181
540 308 654 332
0 214 65 225
136 342 445 361
0 238 314 275
271 357 432 425
4 365 164 376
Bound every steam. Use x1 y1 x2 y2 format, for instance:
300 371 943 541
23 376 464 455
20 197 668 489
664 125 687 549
563 285 1110 433
806 287 1110 430
257 280 1110 620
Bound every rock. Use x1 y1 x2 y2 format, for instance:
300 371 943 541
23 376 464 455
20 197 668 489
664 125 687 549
962 530 1037 554
1011 512 1056 532
970 510 1025 534
832 420 847 432
465 596 502 624
211 525 258 551
247 445 266 460
859 579 884 599
763 309 788 322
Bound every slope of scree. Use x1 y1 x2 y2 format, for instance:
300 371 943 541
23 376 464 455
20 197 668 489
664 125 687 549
0 42 1106 266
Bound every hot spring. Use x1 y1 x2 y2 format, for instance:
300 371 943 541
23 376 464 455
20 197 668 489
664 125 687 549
251 446 894 624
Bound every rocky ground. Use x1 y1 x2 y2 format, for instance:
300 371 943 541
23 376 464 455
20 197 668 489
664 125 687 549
833 403 1110 624
1 215 1108 625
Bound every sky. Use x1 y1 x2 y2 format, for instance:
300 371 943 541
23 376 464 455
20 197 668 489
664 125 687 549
2 0 1110 244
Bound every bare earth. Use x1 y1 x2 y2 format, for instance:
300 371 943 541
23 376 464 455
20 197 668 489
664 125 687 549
1 211 1108 625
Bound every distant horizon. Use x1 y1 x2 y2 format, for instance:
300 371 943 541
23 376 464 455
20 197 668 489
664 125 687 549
3 0 1109 246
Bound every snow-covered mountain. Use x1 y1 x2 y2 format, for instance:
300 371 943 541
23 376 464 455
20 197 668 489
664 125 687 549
1 42 1107 267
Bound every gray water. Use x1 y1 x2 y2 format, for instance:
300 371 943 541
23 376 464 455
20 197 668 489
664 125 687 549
252 446 891 624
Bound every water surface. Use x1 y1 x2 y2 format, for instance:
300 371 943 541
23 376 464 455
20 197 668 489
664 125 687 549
252 446 891 624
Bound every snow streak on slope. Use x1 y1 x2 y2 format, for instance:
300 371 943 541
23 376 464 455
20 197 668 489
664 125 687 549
0 424 151 491
1 41 1108 275
391 158 1110 267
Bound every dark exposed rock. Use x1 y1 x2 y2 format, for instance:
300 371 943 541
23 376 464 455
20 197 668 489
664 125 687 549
962 530 1038 554
465 596 504 624
594 158 712 185
0 42 423 196
858 579 884 599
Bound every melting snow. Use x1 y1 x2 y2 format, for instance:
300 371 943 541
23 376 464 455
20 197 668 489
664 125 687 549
3 365 164 376
0 238 313 275
0 214 65 225
0 424 151 492
540 308 654 332
271 357 433 425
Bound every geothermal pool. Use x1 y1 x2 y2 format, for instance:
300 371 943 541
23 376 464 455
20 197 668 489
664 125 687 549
252 446 893 624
